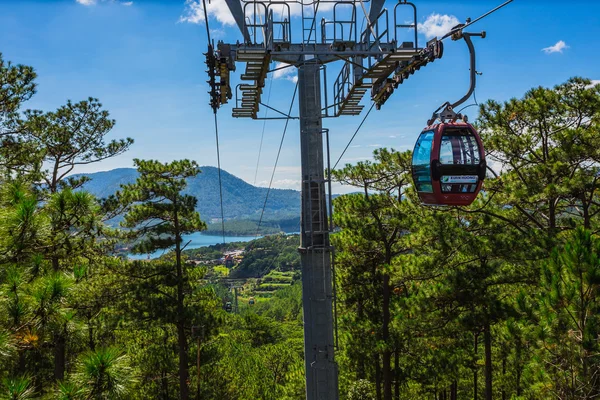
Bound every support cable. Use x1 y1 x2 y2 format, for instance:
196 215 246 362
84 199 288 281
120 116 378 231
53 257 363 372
254 75 274 185
332 102 375 170
255 81 299 238
358 0 382 52
202 0 226 244
340 0 513 173
213 114 226 244
201 0 211 43
457 89 479 114
440 0 513 41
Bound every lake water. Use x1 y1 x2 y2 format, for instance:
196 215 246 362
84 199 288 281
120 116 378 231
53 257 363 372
127 232 260 260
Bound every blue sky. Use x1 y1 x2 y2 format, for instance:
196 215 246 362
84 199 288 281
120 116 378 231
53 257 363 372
0 0 598 193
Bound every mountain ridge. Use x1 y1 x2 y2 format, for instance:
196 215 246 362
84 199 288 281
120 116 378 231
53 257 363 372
72 166 300 222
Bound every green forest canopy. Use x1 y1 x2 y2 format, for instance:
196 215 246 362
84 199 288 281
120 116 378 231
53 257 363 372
1 52 600 400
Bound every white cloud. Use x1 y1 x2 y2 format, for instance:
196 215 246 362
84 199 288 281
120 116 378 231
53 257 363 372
179 0 236 26
210 28 226 39
257 179 301 190
367 144 381 147
586 80 600 89
389 135 396 138
179 0 203 24
272 62 292 79
343 156 372 162
75 0 133 5
268 2 334 18
542 40 568 54
272 62 298 83
179 0 334 29
271 166 300 174
486 157 504 175
417 13 459 39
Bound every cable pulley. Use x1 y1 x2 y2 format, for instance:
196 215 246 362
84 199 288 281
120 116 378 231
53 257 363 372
204 44 219 113
204 43 234 113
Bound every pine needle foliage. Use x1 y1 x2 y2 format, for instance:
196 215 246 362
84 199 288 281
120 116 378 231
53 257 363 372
119 159 206 254
118 159 207 400
73 347 135 399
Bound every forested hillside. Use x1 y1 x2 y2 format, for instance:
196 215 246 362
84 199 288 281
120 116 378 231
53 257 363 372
2 47 600 400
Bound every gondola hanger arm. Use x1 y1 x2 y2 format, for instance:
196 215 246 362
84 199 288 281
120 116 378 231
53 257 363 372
425 0 515 125
427 28 485 125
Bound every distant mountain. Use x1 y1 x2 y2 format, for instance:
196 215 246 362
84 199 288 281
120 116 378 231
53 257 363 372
73 167 300 222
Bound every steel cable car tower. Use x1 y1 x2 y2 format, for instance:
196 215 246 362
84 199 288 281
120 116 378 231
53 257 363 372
204 0 512 398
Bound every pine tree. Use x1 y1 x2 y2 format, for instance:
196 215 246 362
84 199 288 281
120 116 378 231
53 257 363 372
538 228 600 398
19 98 133 193
477 77 600 237
0 53 37 176
8 97 133 381
118 159 207 400
332 149 416 400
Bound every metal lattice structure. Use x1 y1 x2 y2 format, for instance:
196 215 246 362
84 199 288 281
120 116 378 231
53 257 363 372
205 2 438 399
207 0 443 118
202 0 503 398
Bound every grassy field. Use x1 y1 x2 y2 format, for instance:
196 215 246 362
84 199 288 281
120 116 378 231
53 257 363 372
234 270 296 308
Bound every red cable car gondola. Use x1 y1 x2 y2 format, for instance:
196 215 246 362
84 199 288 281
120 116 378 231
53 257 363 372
411 29 487 206
412 121 485 206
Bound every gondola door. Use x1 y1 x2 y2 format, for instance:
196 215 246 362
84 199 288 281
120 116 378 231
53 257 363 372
412 130 437 205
